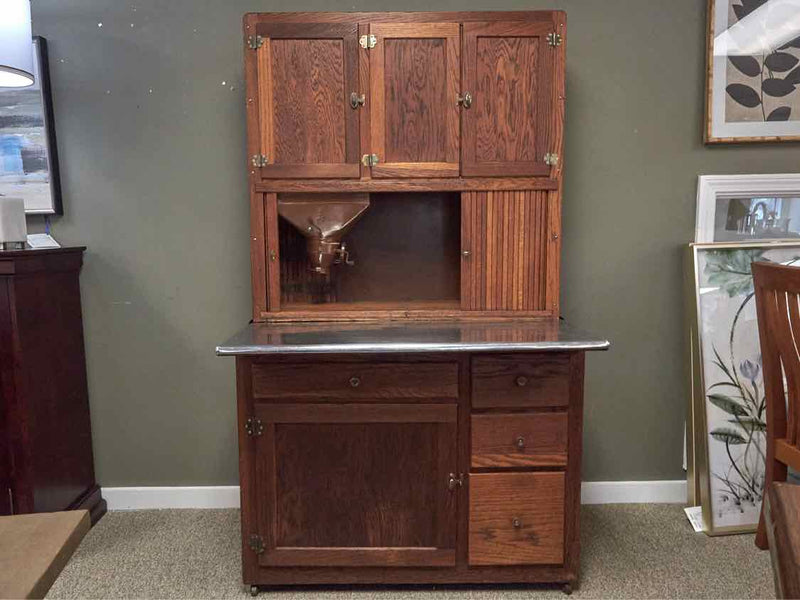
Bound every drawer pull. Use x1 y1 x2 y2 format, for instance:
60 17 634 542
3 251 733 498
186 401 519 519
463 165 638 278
349 376 361 388
512 517 522 529
516 436 525 450
515 376 528 387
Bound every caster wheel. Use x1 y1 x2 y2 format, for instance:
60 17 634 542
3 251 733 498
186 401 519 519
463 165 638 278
249 585 259 597
562 583 573 595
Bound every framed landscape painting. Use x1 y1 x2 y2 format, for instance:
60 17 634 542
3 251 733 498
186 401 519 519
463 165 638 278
705 0 800 143
0 37 63 214
687 242 800 534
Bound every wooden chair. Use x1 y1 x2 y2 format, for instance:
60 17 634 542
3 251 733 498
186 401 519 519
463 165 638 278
753 261 800 550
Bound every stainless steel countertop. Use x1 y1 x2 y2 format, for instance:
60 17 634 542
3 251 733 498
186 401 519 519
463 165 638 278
216 320 610 356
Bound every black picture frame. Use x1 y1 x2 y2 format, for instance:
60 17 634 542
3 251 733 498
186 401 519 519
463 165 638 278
0 36 63 215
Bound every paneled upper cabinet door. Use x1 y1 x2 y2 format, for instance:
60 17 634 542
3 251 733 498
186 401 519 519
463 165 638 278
462 22 557 177
368 23 460 178
253 24 360 179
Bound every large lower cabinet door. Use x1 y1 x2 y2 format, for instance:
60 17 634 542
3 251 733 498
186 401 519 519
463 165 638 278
460 190 558 314
469 472 565 565
368 23 460 178
253 403 458 567
252 23 360 179
462 21 557 177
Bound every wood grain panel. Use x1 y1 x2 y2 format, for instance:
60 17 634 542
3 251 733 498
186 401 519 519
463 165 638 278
252 361 459 400
460 191 550 312
462 21 555 177
469 472 565 565
271 39 346 164
471 412 568 468
370 23 460 178
255 23 359 179
471 353 569 409
254 402 457 567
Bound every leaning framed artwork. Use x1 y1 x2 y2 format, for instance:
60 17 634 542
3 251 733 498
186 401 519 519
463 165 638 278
687 241 800 534
0 37 63 215
695 174 800 242
705 0 800 143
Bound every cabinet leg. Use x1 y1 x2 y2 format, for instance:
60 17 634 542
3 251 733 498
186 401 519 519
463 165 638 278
249 585 260 597
562 583 573 595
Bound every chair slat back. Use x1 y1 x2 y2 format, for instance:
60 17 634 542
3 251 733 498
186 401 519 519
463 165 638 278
754 262 800 456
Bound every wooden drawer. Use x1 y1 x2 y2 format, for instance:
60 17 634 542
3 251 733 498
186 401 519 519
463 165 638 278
471 354 569 408
252 362 459 401
469 472 565 566
471 413 567 468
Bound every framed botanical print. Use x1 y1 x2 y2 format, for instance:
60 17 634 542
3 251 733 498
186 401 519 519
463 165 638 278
686 241 800 534
695 174 800 242
0 37 63 215
705 0 800 143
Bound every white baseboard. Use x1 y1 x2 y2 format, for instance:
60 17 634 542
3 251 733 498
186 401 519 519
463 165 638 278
102 480 686 511
102 486 241 510
580 480 686 504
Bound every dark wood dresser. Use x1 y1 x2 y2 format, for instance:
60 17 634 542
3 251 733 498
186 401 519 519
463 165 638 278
0 248 105 523
218 321 608 594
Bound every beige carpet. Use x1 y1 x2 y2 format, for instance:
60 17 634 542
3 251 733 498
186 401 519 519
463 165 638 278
46 505 774 599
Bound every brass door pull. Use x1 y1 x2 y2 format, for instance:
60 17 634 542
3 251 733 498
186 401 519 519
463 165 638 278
512 517 522 529
350 92 365 109
515 375 528 387
349 376 361 388
457 92 472 109
462 250 471 258
516 436 525 450
448 472 464 491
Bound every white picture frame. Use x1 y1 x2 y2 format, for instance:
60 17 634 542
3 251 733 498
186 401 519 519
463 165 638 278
695 173 800 242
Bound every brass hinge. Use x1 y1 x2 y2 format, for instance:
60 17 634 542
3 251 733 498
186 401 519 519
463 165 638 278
248 534 265 554
361 153 379 167
359 34 377 49
251 154 268 168
544 152 559 166
248 35 265 50
547 32 562 47
245 417 264 437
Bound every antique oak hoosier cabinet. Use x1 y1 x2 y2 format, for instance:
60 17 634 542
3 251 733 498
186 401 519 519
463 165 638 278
217 11 609 595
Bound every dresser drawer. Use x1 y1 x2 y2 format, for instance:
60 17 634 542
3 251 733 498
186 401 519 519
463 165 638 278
251 362 459 401
471 354 569 408
469 472 565 566
471 413 567 468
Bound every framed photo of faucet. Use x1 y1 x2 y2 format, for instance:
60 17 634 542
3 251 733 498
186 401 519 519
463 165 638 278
695 174 800 242
704 0 800 143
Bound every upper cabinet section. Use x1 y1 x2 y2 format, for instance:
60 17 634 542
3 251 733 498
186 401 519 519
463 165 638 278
244 12 565 182
462 22 556 177
369 24 460 178
251 23 361 179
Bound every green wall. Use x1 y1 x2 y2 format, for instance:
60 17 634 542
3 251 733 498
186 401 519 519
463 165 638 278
28 0 800 486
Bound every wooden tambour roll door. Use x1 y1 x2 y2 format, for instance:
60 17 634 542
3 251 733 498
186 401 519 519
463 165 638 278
460 190 556 312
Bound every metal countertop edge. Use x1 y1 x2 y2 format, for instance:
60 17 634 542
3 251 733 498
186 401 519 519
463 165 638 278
215 340 611 356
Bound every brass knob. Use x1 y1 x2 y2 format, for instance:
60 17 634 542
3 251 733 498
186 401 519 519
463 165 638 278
349 376 361 388
350 92 365 109
448 472 464 491
516 436 525 450
512 517 522 529
515 375 528 387
269 250 277 262
457 92 472 109
462 250 471 258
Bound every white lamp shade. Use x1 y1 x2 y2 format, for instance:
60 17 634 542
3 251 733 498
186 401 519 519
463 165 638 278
0 0 34 88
